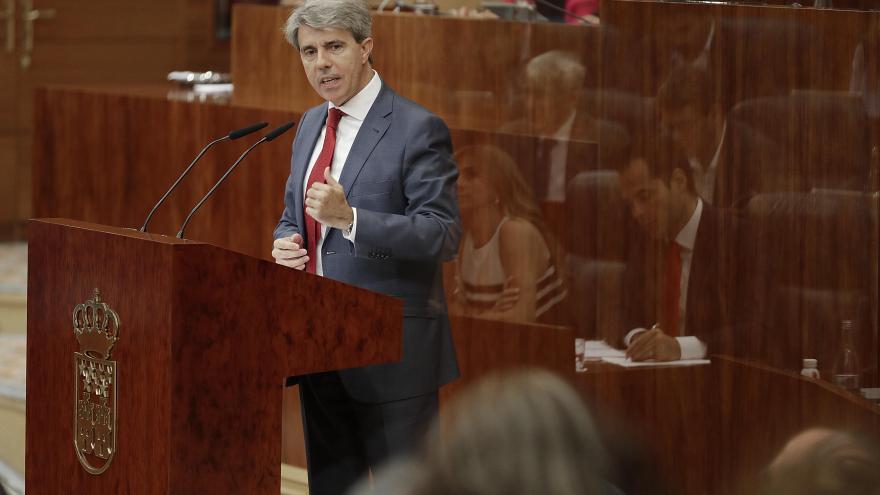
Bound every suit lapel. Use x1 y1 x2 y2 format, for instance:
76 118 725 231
338 86 393 197
292 106 327 238
685 205 716 334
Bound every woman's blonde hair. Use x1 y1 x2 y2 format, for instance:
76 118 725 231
456 145 547 231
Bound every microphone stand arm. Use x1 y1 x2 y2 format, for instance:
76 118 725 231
176 137 267 239
139 135 228 232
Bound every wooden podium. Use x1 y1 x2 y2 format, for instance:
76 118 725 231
25 218 402 494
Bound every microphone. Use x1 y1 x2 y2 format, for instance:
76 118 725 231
138 121 268 232
176 121 296 239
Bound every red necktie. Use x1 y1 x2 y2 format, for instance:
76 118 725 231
304 107 344 274
661 241 682 336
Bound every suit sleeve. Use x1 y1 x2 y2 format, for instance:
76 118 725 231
273 113 309 241
351 114 461 262
273 170 300 240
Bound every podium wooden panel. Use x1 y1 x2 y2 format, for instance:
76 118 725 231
26 218 401 494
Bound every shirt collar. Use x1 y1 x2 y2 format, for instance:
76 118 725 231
553 111 577 140
329 70 382 122
674 198 703 251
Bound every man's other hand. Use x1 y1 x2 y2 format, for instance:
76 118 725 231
272 233 309 270
305 168 354 230
625 327 682 362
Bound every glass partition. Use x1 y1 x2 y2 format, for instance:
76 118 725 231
372 2 880 493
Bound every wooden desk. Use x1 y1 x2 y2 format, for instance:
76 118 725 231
576 356 880 495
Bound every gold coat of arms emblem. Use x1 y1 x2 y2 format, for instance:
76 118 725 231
73 289 120 475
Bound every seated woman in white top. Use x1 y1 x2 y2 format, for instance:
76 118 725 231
452 145 567 324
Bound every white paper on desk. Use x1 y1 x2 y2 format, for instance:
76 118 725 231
600 356 711 368
583 340 626 359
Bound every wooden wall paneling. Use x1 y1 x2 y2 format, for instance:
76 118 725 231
231 6 321 114
32 86 297 261
31 0 184 39
231 6 601 133
0 27 21 239
0 51 17 132
0 136 22 235
5 0 230 238
600 1 872 121
183 0 230 71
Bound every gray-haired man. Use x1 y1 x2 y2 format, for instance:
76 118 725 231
271 1 461 493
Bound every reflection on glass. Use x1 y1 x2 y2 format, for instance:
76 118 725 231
613 134 748 362
452 145 567 324
657 65 725 203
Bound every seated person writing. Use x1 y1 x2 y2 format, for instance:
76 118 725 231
614 134 744 361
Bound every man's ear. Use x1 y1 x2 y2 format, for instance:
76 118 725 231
360 37 373 64
670 167 689 193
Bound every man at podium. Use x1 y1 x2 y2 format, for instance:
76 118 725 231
271 1 462 493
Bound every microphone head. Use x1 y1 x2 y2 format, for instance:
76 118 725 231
228 122 268 140
264 121 297 142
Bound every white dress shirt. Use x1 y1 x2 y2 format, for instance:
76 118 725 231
688 122 725 204
625 199 708 360
302 70 382 276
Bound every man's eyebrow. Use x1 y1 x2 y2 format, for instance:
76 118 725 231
321 39 346 46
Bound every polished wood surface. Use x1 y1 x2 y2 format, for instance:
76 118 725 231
602 0 874 102
26 218 401 494
577 356 880 495
230 5 601 132
32 86 296 261
1 0 228 240
441 315 575 402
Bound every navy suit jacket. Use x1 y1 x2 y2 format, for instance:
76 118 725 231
274 83 461 403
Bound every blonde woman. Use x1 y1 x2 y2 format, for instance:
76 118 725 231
452 145 567 324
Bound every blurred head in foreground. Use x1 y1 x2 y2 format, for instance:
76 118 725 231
413 368 610 495
759 427 880 495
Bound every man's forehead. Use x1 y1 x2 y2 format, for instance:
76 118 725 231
622 159 651 184
298 25 354 45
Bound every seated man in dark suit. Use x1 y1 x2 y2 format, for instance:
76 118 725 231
613 134 747 361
